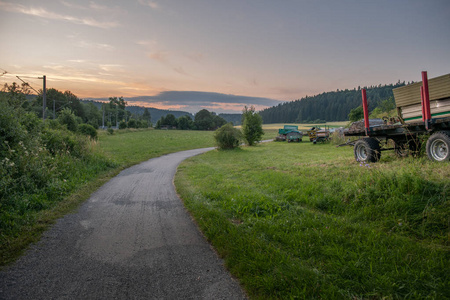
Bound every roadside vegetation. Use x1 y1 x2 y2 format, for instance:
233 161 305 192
175 142 449 299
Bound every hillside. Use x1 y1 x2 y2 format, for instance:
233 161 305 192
259 82 407 123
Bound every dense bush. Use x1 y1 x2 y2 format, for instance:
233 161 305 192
119 120 127 129
128 119 138 128
78 123 98 140
0 94 114 251
57 108 79 132
214 123 242 149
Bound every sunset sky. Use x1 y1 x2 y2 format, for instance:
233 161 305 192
1 0 449 113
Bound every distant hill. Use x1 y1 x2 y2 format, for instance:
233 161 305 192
259 82 407 123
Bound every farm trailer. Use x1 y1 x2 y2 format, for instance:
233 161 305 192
276 125 303 142
344 71 450 162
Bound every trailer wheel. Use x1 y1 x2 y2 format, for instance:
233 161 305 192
426 131 450 162
354 138 381 163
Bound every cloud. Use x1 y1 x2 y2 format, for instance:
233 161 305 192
120 91 282 113
138 0 159 9
0 1 120 29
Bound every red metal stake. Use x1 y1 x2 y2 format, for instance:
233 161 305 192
422 71 432 129
362 89 370 135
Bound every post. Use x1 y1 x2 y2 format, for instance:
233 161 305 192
421 71 431 129
361 89 370 135
420 86 425 122
39 75 47 120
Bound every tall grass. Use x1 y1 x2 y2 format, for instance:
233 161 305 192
175 142 449 299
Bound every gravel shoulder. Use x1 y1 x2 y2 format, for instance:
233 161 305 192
0 147 247 299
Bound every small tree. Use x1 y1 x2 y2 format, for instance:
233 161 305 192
119 120 127 129
348 106 364 122
128 119 138 128
57 108 78 132
214 123 241 149
241 106 263 146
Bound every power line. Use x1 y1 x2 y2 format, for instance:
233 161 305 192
16 76 40 94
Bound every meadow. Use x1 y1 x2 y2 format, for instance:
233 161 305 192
175 140 449 299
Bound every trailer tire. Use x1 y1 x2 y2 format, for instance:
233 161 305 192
354 138 381 163
426 131 450 162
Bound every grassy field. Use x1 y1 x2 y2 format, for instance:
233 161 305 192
97 128 216 166
175 141 449 299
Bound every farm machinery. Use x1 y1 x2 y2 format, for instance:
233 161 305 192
343 71 450 162
307 126 331 143
276 125 303 142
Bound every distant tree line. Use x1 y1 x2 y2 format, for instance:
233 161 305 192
155 109 227 130
259 82 406 123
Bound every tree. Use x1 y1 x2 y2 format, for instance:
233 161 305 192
379 97 395 114
214 123 242 149
194 109 214 130
348 106 364 122
57 108 78 132
142 108 151 126
164 114 177 127
128 119 138 128
241 106 264 146
177 115 194 130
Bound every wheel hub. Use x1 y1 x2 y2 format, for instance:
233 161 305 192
430 139 448 161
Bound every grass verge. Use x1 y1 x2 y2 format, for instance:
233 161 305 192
175 141 449 299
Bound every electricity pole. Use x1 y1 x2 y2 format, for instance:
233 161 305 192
39 75 46 120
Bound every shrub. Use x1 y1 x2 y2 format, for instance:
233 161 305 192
107 128 114 135
128 119 138 128
78 123 98 140
57 108 78 132
139 120 148 128
41 128 87 157
119 120 127 129
214 123 242 149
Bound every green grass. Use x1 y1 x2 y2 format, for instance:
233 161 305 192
98 128 215 166
175 142 449 299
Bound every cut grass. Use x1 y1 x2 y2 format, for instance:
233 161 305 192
175 141 449 299
98 128 215 166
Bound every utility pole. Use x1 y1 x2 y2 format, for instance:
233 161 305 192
38 75 46 120
102 104 105 129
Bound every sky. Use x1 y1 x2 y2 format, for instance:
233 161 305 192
1 0 449 114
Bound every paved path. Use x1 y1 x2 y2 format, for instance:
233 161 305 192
0 148 247 299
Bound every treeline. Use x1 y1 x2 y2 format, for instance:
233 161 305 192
155 109 227 130
259 82 407 123
1 83 151 130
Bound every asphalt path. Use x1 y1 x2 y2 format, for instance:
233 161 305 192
0 147 247 299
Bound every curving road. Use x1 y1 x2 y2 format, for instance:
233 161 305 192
0 148 247 299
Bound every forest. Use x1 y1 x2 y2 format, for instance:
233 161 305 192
259 82 407 123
